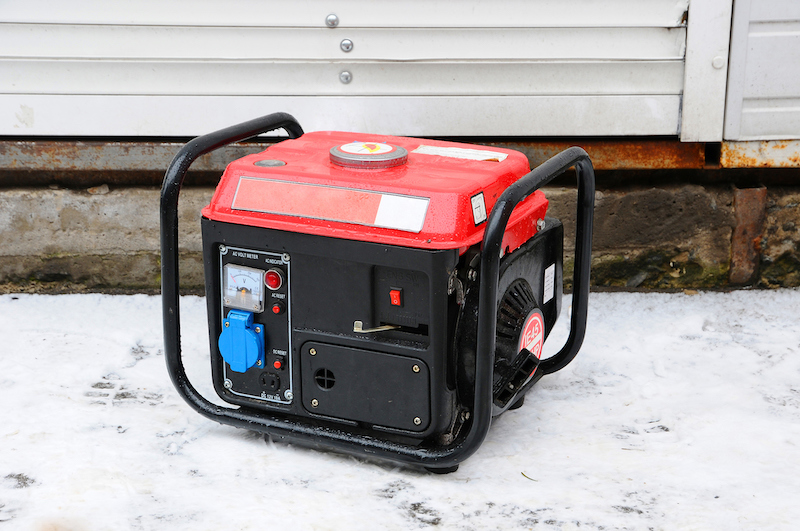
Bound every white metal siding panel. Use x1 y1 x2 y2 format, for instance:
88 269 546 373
0 95 681 137
2 25 687 61
5 61 686 96
1 0 691 28
725 0 800 140
679 0 734 142
0 0 689 137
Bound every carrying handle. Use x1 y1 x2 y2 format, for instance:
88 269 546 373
477 148 595 393
161 112 303 400
160 115 592 470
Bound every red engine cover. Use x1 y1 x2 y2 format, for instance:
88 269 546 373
203 131 548 253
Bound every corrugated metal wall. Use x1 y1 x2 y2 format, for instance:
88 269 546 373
1 0 690 137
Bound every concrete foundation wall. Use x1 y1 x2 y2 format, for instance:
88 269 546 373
0 187 210 292
1 183 797 293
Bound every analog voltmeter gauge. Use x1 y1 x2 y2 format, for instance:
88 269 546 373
223 264 265 312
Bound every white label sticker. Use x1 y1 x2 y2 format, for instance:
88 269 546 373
543 263 555 304
471 192 487 225
412 145 508 162
374 193 429 233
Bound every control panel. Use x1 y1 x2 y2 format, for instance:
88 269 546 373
218 245 292 405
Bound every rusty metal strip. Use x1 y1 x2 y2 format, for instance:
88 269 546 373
0 140 269 172
1 138 707 188
721 140 800 168
485 139 706 170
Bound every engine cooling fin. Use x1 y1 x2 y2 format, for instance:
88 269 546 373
496 279 537 342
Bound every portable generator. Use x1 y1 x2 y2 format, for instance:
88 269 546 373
161 113 594 473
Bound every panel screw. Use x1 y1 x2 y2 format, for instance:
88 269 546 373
325 13 339 27
255 326 261 333
224 321 230 328
311 398 319 407
256 360 262 366
712 56 725 69
309 348 317 356
536 218 546 231
254 305 259 311
414 417 422 425
412 364 420 373
282 253 290 262
219 245 228 254
339 71 352 84
284 390 293 400
340 39 353 52
223 379 232 389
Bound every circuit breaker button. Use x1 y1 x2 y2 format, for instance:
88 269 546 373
389 289 403 307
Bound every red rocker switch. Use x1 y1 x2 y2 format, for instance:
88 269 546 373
389 289 403 307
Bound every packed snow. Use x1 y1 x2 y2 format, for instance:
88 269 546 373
1 290 799 529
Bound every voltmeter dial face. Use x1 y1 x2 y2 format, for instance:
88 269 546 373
223 264 265 313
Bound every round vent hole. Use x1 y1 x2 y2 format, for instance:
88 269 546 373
314 368 336 390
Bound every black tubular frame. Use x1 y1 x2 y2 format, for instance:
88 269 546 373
160 113 595 469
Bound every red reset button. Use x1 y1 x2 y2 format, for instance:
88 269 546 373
389 288 403 307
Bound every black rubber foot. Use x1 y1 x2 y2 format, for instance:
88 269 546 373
425 465 459 474
508 395 525 410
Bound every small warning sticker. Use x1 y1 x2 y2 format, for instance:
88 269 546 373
339 141 396 155
518 311 545 360
471 192 487 225
543 263 555 304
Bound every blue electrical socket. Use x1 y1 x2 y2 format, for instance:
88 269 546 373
218 309 265 373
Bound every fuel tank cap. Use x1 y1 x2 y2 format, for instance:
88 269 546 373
330 141 408 169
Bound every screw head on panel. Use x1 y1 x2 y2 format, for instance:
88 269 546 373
340 39 353 52
414 417 422 425
223 379 233 389
311 398 319 407
339 71 352 84
326 14 339 27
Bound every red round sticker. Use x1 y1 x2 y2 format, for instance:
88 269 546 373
518 311 544 360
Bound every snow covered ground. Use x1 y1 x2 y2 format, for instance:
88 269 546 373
1 290 799 530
